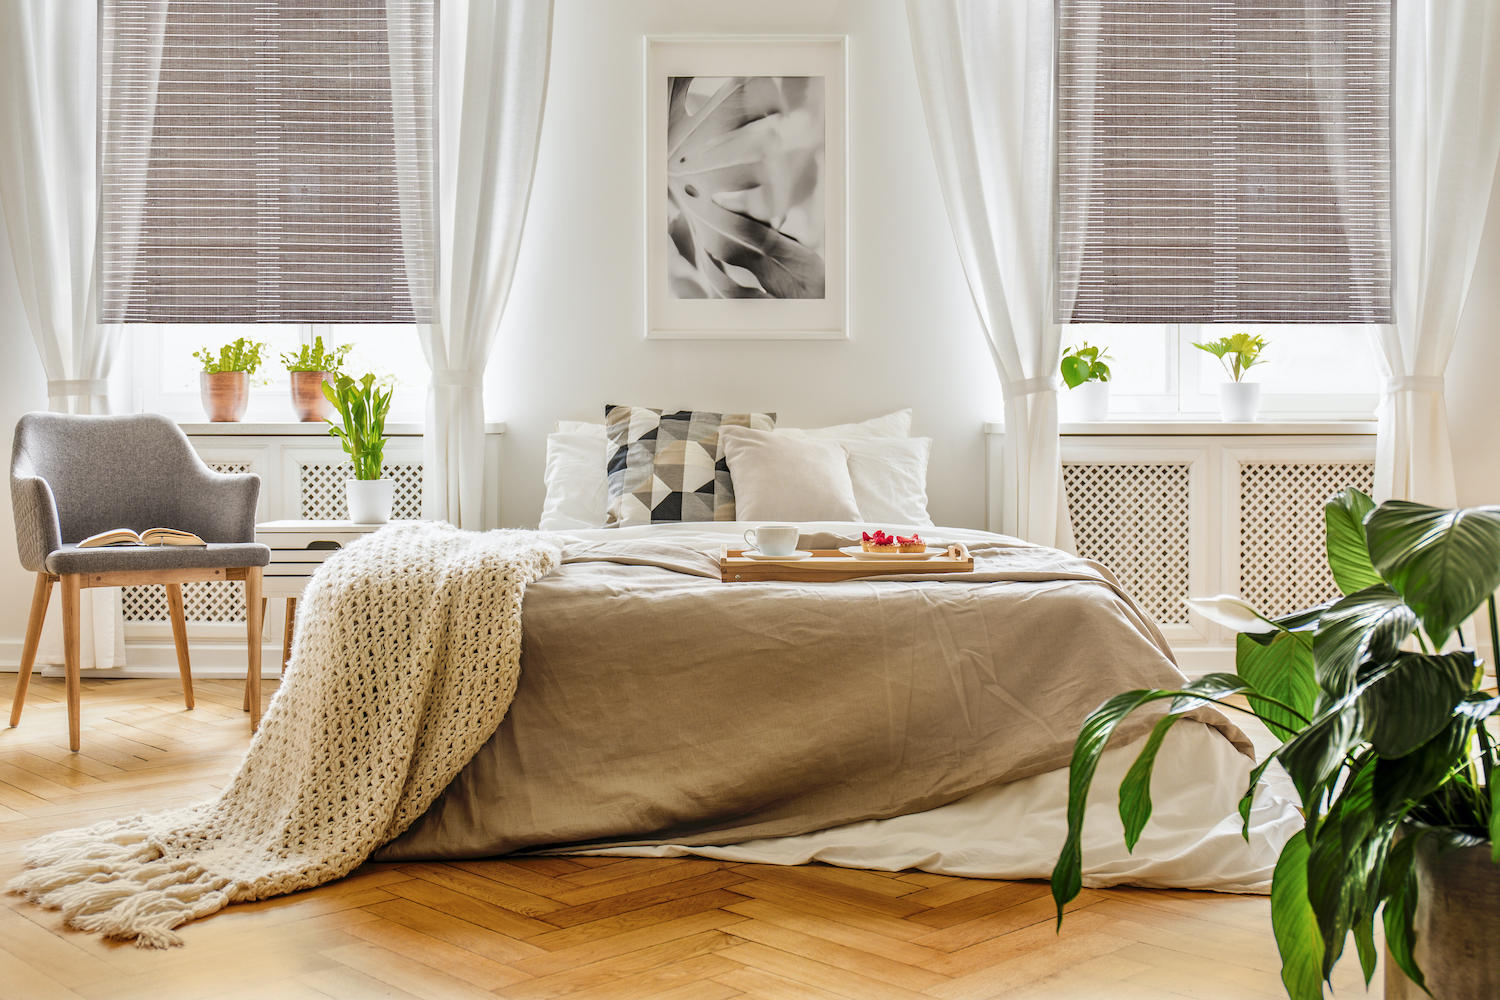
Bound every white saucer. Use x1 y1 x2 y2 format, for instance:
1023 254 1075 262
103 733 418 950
741 550 812 561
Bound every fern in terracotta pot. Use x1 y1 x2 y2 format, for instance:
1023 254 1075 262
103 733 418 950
322 373 395 523
194 338 267 422
1052 488 1500 998
282 336 352 423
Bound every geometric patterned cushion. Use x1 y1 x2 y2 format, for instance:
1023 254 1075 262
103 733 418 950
604 405 776 525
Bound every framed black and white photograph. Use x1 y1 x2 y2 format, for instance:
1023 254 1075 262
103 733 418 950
645 36 847 340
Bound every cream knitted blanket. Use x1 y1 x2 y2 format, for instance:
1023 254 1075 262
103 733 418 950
7 521 559 947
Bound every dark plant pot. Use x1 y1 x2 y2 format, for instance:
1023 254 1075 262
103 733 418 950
200 371 249 422
290 370 334 422
1386 838 1500 998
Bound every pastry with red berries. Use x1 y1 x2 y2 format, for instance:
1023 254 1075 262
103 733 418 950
896 533 925 553
861 529 898 553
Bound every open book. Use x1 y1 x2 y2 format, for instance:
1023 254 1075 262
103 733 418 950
77 527 207 549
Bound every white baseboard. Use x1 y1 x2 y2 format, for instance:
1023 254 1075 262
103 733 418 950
0 637 283 680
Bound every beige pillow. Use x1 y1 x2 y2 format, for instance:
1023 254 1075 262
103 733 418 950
719 426 861 522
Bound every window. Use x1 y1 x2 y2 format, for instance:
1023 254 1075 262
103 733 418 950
101 0 435 421
1062 324 1382 420
1054 1 1391 418
1055 0 1391 324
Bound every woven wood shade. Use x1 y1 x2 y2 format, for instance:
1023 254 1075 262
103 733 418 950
100 0 434 324
1055 0 1392 324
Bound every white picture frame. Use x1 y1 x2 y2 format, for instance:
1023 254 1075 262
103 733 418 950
645 35 848 340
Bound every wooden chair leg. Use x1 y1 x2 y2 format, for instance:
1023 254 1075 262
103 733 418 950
245 568 263 731
9 573 54 727
282 597 296 668
165 582 194 710
61 574 82 752
245 596 267 712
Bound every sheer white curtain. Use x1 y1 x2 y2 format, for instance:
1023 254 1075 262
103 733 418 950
407 0 553 529
0 1 157 669
907 0 1072 549
1377 1 1500 506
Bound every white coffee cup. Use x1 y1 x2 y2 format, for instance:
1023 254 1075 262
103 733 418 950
744 524 799 557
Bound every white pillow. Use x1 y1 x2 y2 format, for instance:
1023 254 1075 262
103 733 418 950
781 409 911 439
841 436 934 527
539 430 610 530
720 426 862 522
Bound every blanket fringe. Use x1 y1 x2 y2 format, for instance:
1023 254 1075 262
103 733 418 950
7 823 231 948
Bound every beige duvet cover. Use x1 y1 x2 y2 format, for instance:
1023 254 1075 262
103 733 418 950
377 525 1248 861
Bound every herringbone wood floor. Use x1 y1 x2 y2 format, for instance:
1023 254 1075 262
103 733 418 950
0 677 1376 1000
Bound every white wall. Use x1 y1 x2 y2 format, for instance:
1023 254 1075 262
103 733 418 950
1445 165 1500 508
486 0 997 530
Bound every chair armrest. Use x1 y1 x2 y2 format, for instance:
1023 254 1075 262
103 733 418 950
11 475 62 572
181 468 262 543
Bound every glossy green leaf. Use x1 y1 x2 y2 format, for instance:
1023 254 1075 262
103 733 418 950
1312 586 1415 701
1365 501 1500 647
1270 833 1327 1000
1060 355 1091 389
1237 629 1316 739
1362 651 1476 759
1304 759 1391 979
1324 489 1381 597
1240 753 1280 842
1051 674 1252 923
1278 693 1367 808
1380 834 1426 993
1120 714 1177 851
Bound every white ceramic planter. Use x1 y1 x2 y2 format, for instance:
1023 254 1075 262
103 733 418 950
1069 381 1111 422
1218 381 1262 422
345 478 394 524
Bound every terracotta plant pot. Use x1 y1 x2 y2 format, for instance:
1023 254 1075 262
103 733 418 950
1386 837 1500 998
290 370 335 422
200 371 249 422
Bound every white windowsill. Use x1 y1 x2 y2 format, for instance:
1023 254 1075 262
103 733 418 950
179 421 507 437
983 419 1377 436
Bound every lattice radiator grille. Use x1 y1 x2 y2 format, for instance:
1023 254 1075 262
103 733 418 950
299 463 423 520
1064 462 1193 625
122 460 423 623
1239 461 1376 617
122 462 251 623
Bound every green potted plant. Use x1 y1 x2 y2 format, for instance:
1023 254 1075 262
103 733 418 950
193 338 268 422
1060 342 1113 421
1051 488 1500 999
1193 332 1268 421
322 373 395 523
282 336 352 423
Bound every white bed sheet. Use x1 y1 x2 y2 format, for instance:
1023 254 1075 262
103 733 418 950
543 521 1300 893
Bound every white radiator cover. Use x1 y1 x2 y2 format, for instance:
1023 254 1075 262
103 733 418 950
989 424 1378 671
122 458 423 625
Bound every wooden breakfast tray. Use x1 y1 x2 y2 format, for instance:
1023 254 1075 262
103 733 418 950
720 546 974 583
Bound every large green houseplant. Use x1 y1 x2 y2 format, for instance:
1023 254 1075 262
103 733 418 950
1051 489 1500 998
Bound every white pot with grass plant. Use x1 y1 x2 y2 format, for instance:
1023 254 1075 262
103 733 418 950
1060 342 1112 421
1193 332 1267 421
324 373 395 523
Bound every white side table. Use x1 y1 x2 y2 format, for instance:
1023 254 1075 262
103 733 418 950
255 520 387 669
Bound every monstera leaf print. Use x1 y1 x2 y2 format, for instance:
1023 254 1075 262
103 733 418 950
666 75 826 299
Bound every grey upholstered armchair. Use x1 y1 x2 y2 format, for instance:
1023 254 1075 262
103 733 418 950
10 413 270 750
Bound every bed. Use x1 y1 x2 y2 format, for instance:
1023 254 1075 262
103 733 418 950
376 520 1298 893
